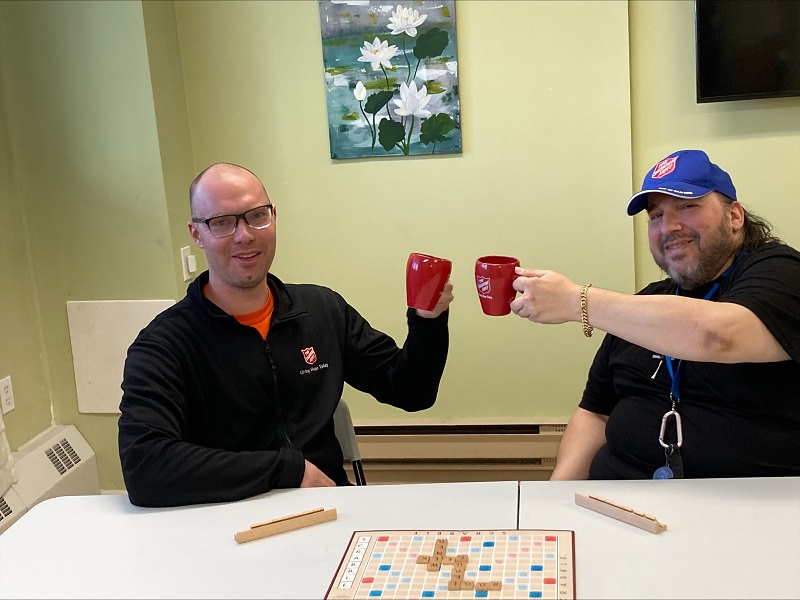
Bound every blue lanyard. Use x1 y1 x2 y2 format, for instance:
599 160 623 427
665 282 720 403
664 252 745 404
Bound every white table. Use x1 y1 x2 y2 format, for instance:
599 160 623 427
0 480 520 599
519 477 800 599
3 478 798 599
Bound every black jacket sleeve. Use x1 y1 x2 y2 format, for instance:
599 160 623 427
118 325 306 508
341 303 449 411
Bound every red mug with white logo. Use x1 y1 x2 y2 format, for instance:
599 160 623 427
475 255 520 316
406 253 452 311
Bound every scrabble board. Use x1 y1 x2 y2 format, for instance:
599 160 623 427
325 529 576 599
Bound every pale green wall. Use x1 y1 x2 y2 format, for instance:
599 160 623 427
141 0 202 285
629 0 800 289
173 0 634 423
0 0 181 488
1 0 798 492
0 52 53 449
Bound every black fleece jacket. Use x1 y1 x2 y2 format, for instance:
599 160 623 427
118 271 449 507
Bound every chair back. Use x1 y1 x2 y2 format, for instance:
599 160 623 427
333 399 366 485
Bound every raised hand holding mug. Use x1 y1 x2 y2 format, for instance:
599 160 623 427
475 255 520 316
406 253 452 311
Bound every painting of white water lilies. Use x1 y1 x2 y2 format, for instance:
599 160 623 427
318 1 461 159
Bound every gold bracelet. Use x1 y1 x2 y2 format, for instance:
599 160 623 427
580 284 593 338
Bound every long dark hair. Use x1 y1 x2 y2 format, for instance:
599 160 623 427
721 195 783 250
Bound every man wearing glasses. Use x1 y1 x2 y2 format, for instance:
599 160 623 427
118 163 453 507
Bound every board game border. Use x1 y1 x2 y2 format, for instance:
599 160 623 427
324 528 577 599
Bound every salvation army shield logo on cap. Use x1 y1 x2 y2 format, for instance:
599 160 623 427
301 347 317 365
652 156 678 179
477 276 491 297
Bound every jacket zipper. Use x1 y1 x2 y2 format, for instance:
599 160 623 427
264 341 294 450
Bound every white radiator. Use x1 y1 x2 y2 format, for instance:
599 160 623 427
0 424 100 534
0 487 26 532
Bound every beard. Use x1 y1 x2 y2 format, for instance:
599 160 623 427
652 214 739 290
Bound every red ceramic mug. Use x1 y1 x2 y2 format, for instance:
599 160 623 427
475 255 520 316
406 253 452 311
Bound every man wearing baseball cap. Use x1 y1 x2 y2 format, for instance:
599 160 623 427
511 149 800 480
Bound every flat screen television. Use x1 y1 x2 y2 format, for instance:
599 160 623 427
695 0 800 103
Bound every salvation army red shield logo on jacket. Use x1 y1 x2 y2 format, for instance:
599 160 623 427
301 347 317 365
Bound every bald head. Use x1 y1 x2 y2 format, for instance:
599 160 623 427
189 163 268 216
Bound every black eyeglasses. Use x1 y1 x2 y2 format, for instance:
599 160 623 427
192 204 274 238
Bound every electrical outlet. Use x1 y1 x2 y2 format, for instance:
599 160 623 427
1 375 15 414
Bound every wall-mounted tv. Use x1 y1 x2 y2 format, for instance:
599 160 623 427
695 0 800 103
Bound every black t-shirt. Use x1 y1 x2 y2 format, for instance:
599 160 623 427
580 242 800 479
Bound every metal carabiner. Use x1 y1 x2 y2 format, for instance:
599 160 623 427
658 409 683 449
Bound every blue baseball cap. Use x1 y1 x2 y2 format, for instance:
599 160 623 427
626 150 737 216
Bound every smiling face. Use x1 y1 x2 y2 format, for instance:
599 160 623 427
647 192 745 290
188 165 276 309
